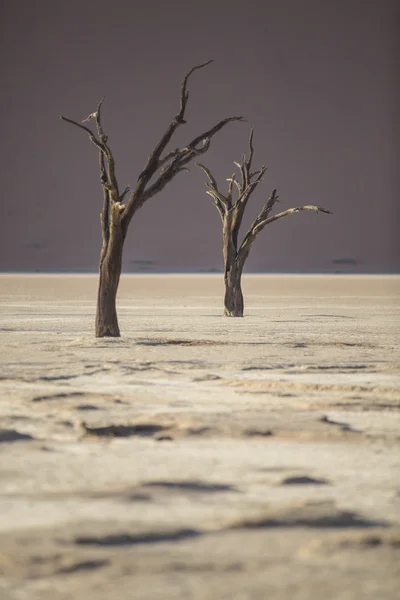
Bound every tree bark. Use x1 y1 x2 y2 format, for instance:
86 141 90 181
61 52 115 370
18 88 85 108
199 130 331 319
62 64 243 337
95 205 125 337
224 259 244 317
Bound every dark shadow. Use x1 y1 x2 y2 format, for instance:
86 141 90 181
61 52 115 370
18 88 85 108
0 429 34 442
39 375 77 381
333 534 400 549
319 415 361 433
334 402 400 411
192 374 222 381
75 528 200 546
32 392 85 402
308 365 368 370
241 366 279 371
186 426 212 436
244 429 273 438
135 338 271 347
233 511 386 530
80 422 166 438
56 559 109 575
305 314 355 319
143 480 236 492
280 476 329 485
124 493 152 502
135 338 225 347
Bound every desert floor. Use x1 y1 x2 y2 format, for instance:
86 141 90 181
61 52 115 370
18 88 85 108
0 274 399 600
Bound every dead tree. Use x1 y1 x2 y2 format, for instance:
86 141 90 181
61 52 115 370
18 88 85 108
198 129 331 317
61 61 243 337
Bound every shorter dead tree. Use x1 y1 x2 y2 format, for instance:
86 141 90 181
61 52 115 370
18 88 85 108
198 129 331 317
61 61 243 337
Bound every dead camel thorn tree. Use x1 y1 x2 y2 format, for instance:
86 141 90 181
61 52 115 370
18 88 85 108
61 61 244 337
198 128 332 317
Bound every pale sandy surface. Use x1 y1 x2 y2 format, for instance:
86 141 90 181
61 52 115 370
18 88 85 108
0 274 399 600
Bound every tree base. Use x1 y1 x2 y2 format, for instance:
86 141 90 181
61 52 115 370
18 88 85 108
95 327 120 338
223 308 244 317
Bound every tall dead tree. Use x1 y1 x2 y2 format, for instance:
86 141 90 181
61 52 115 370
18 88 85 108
198 129 331 317
61 61 243 337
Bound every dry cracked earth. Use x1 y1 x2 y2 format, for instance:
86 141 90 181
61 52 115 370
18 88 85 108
0 274 399 599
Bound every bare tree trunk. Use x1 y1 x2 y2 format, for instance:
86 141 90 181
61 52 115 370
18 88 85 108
95 206 125 337
96 261 121 337
199 129 331 319
224 259 244 317
62 63 243 337
222 213 244 317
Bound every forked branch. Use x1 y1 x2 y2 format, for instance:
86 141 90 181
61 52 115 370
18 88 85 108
121 62 244 221
197 163 228 221
60 116 104 154
198 127 331 268
239 202 332 262
198 127 331 318
139 115 244 208
61 97 121 199
61 97 125 250
122 60 239 223
61 61 244 337
255 204 331 232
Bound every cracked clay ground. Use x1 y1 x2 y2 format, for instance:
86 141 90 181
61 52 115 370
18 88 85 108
0 274 399 600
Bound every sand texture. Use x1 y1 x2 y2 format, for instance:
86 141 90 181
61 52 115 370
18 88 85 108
0 274 399 599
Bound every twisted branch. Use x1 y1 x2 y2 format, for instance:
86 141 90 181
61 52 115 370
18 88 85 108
197 163 228 221
125 115 244 216
123 60 237 225
60 116 105 154
198 127 331 270
239 201 332 264
61 97 126 247
61 61 243 242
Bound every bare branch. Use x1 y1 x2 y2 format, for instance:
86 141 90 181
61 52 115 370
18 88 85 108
187 116 245 152
99 151 110 254
229 164 268 250
197 163 219 190
206 192 225 222
227 176 242 195
247 127 254 171
233 128 255 193
238 188 278 254
178 60 213 121
82 112 98 123
239 200 331 266
158 148 183 169
60 116 104 154
91 98 119 197
249 164 267 184
258 188 279 220
198 163 232 211
123 61 219 225
254 205 332 232
61 112 111 225
198 160 226 220
233 160 246 193
227 173 236 201
119 186 130 202
94 96 106 138
62 99 121 202
126 116 243 215
132 62 214 190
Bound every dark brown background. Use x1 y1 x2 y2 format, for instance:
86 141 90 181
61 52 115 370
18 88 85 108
1 0 398 273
